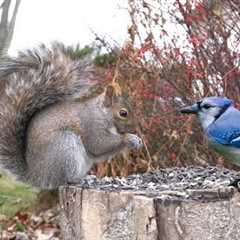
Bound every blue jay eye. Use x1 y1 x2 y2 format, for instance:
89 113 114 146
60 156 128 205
203 104 211 109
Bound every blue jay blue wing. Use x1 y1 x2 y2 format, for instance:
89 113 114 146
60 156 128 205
207 127 240 146
206 107 240 148
229 135 240 148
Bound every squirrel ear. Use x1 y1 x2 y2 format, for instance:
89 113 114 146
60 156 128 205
104 83 122 107
104 85 116 107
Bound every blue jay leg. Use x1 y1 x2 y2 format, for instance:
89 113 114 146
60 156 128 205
228 178 240 191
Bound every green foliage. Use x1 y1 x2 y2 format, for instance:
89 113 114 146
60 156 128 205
94 52 117 67
65 44 95 60
0 174 38 217
58 42 117 67
15 220 26 232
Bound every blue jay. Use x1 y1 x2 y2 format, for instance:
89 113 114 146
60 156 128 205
180 96 240 187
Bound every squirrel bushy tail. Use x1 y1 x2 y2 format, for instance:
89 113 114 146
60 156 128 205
0 43 98 180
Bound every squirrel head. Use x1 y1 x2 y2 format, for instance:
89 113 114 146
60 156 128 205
103 83 136 134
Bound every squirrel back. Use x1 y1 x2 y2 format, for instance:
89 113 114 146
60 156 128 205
0 44 142 188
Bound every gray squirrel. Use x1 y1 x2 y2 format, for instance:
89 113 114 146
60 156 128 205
0 44 142 189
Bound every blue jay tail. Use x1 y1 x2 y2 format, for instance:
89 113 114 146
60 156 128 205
180 104 199 114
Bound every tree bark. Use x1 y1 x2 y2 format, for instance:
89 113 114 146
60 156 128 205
59 168 240 240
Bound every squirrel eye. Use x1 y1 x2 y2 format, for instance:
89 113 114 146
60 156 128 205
119 108 128 118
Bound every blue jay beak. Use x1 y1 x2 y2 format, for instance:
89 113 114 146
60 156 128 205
180 103 199 114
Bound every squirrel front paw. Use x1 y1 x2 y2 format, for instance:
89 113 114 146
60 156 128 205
124 133 143 150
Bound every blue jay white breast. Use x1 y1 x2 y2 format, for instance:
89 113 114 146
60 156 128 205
180 96 240 167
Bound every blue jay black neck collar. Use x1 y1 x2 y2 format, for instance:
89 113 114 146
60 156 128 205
214 105 229 121
196 101 201 109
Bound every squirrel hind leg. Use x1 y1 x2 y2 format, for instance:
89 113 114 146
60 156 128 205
26 131 92 189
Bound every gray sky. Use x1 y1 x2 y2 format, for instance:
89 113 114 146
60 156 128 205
9 0 129 55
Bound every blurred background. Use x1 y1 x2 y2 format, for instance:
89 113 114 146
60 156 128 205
1 0 240 238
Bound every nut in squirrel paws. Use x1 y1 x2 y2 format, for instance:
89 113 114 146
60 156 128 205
124 134 143 150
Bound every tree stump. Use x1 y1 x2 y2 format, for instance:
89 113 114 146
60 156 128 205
59 167 240 240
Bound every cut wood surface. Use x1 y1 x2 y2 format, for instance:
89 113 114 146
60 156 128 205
59 167 240 240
